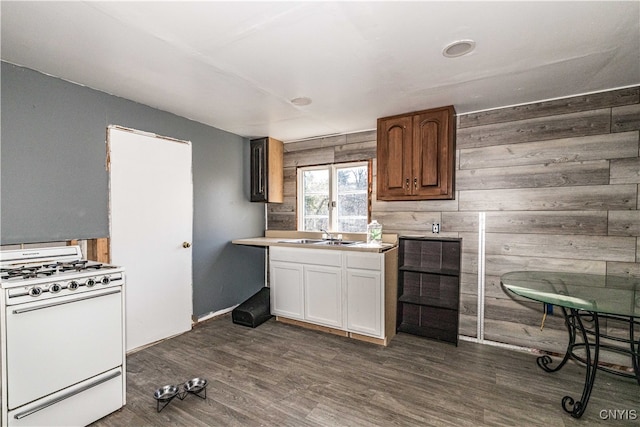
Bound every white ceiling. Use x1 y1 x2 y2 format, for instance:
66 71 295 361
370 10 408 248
2 1 639 142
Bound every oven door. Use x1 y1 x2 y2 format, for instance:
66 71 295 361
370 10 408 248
6 287 123 410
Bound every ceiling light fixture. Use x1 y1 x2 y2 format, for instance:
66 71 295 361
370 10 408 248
290 97 312 106
442 40 476 58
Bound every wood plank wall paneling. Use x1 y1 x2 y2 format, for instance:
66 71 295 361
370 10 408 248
267 86 640 357
445 211 608 235
458 87 639 128
456 159 610 190
612 103 640 132
459 131 639 170
458 185 637 211
457 108 612 149
610 157 640 184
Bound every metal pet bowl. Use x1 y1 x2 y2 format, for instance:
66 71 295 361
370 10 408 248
183 377 208 394
153 378 208 412
153 384 181 412
153 384 179 402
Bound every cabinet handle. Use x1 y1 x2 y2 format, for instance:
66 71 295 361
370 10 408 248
405 178 410 189
414 177 418 189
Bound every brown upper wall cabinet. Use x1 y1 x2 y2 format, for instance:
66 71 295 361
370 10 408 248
250 137 284 203
377 106 456 200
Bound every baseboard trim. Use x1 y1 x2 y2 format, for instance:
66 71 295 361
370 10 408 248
194 305 239 324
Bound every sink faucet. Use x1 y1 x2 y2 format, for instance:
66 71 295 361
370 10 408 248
320 228 334 241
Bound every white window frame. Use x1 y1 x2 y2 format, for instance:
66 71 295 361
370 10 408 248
297 161 369 232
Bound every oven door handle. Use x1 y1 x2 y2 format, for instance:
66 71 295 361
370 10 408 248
13 369 122 420
12 288 121 314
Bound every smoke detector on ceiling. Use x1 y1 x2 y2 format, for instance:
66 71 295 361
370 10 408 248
442 40 476 58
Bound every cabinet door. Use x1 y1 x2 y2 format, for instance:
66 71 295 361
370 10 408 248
270 261 304 320
304 265 343 328
412 107 455 199
346 269 382 337
376 115 413 200
250 138 268 202
250 137 284 203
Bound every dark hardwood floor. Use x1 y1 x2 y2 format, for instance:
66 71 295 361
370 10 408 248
92 315 639 426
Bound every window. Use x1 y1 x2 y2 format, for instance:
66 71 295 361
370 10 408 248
298 162 369 232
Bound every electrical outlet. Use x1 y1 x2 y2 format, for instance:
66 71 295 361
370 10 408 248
432 223 440 233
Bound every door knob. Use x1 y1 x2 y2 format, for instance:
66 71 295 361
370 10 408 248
182 242 191 248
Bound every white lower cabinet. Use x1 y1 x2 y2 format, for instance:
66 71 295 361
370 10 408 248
270 247 342 326
345 252 383 337
270 261 304 320
269 246 390 341
304 265 343 328
346 269 382 337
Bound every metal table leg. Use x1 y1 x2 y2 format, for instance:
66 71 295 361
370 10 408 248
629 317 640 385
536 306 575 373
536 308 600 419
560 309 599 418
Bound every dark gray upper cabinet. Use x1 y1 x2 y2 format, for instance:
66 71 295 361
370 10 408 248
250 137 284 203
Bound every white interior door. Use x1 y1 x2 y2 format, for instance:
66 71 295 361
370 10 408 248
108 126 193 352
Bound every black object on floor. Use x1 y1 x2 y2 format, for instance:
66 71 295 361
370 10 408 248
232 287 272 328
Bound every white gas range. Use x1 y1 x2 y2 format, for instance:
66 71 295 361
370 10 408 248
0 245 126 426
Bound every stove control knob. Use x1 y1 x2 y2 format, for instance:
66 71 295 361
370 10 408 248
29 286 43 297
68 281 79 291
101 276 111 285
50 283 62 293
86 278 96 287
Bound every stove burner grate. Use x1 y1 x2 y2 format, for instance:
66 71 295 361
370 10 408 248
1 260 111 281
1 266 58 280
43 261 106 272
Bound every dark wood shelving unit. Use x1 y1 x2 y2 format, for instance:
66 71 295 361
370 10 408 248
397 236 461 345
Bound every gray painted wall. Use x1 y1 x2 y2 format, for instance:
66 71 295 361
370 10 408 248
1 62 266 317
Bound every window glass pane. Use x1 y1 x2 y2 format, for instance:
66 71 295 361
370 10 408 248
337 166 368 192
336 165 368 233
304 217 328 231
302 169 329 231
304 169 329 193
304 194 329 215
338 194 366 216
338 218 368 233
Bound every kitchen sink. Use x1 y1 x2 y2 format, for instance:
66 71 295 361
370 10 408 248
277 239 360 246
277 239 324 244
312 240 359 246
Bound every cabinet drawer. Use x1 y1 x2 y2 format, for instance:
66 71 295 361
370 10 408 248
270 247 342 267
345 252 382 271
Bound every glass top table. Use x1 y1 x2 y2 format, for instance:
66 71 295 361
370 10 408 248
501 270 640 317
501 271 640 419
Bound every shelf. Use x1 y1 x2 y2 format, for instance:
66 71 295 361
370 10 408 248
397 322 458 344
398 294 458 311
399 265 459 276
